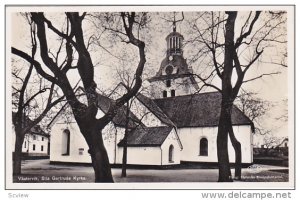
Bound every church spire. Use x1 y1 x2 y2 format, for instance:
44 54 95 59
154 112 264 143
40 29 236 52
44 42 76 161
166 12 184 56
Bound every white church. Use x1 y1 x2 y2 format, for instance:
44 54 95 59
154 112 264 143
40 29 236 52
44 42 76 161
49 27 254 167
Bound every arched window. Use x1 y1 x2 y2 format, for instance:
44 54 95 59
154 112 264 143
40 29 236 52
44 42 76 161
169 145 174 162
200 138 208 156
62 129 70 156
163 90 167 98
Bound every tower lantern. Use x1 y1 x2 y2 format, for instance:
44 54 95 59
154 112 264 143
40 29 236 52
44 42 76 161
166 18 184 56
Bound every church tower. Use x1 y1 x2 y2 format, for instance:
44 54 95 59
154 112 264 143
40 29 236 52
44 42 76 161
148 23 199 99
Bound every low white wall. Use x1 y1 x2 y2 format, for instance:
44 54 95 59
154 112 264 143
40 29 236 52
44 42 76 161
117 146 162 165
178 125 253 163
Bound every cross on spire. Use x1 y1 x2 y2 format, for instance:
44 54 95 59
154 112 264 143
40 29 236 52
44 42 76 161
173 12 176 32
171 12 184 32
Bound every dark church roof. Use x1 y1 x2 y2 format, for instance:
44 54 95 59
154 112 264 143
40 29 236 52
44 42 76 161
154 92 253 128
136 93 175 127
97 94 143 128
118 126 173 147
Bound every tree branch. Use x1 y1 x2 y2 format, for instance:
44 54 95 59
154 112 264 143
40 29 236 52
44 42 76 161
11 47 57 84
242 72 281 83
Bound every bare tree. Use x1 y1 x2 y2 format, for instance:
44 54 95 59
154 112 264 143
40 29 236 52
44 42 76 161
260 135 282 156
186 11 286 181
11 14 64 175
12 12 147 182
235 90 273 135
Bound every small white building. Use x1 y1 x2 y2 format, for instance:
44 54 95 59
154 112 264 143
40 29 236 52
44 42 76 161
12 122 50 157
49 26 254 166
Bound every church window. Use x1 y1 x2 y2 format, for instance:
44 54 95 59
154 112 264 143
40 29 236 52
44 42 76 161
200 138 208 156
33 144 36 151
24 141 26 148
169 145 174 162
33 135 36 140
41 145 44 152
171 89 175 97
62 129 70 156
163 91 167 98
166 80 171 87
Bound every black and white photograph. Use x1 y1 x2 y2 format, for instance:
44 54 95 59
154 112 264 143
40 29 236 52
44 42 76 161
5 5 294 189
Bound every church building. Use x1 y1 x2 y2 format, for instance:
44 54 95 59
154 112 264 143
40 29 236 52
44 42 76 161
49 26 254 166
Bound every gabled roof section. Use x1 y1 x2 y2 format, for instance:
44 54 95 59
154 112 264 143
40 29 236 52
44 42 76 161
97 94 143 128
154 92 253 128
136 93 175 127
118 126 173 147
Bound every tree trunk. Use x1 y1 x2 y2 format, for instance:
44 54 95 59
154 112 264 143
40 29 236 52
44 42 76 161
228 124 242 180
86 129 114 183
217 99 233 182
13 133 24 175
121 140 128 178
121 103 130 178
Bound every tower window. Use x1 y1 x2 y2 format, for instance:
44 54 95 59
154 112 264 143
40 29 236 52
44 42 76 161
41 145 44 152
166 80 171 87
171 90 175 97
163 91 167 98
33 144 36 151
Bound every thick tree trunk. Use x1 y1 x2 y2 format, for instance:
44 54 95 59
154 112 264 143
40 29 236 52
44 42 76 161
228 124 242 180
217 99 233 182
13 133 24 175
86 129 114 183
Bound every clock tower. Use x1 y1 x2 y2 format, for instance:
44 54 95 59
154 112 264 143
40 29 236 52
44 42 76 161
148 26 199 98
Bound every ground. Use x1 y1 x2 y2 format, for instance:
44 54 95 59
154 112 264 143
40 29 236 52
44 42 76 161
13 159 289 183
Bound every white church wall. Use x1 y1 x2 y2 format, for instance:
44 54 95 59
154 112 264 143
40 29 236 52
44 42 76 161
178 125 253 164
116 146 162 165
161 129 181 165
50 122 91 163
230 125 253 163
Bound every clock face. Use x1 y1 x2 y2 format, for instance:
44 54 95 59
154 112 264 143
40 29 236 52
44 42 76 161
165 65 173 75
169 56 173 61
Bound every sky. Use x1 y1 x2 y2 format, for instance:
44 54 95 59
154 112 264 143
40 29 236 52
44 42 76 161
9 8 292 145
